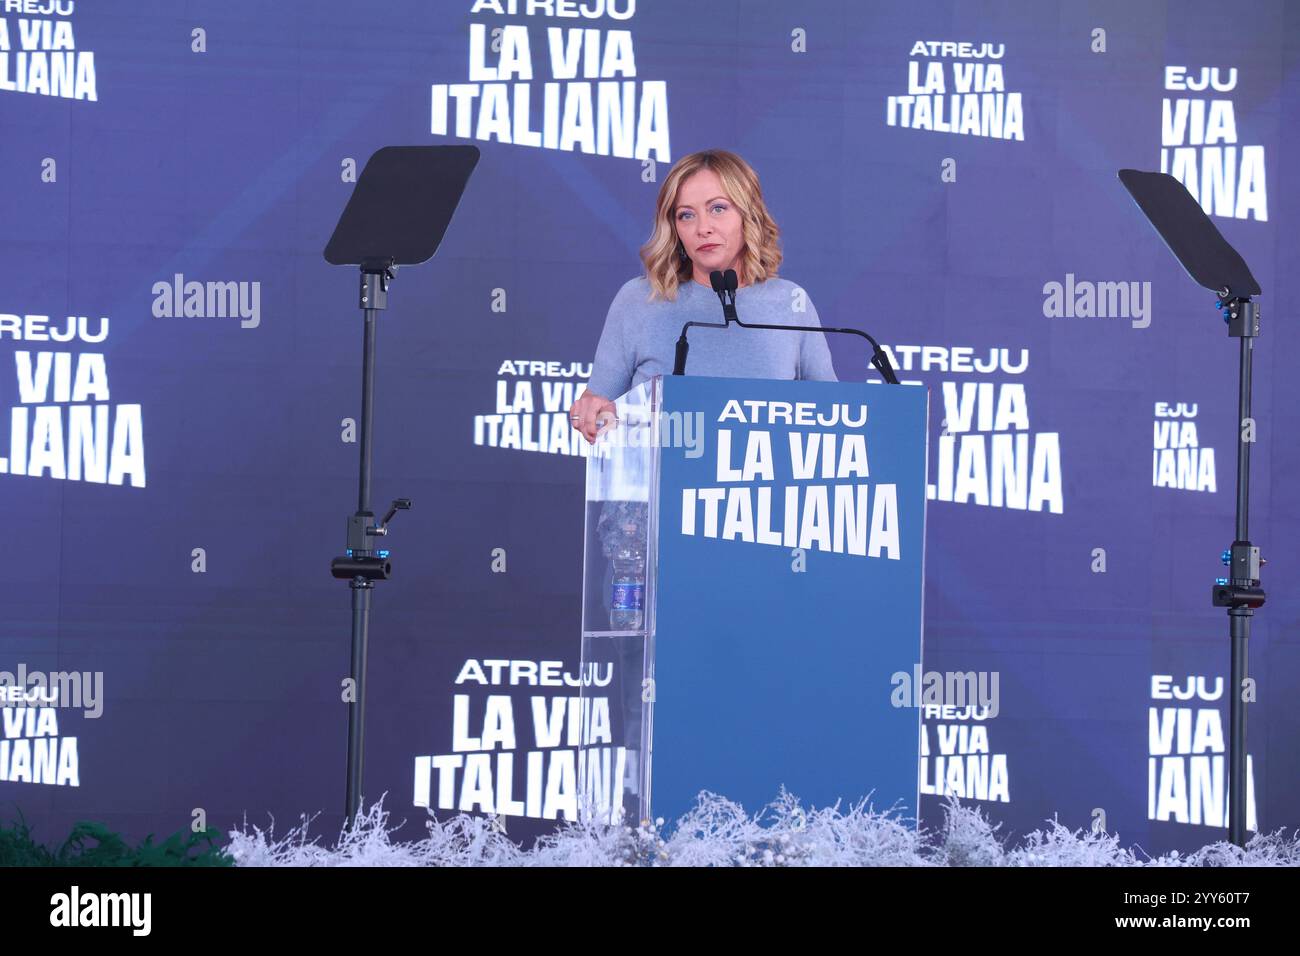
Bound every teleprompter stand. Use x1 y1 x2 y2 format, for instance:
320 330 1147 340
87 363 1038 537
1119 169 1265 847
324 145 479 824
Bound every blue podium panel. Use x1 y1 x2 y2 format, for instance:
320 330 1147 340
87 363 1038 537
651 376 929 823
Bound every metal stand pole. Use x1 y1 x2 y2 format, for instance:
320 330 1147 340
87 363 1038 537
334 262 410 826
1210 297 1265 848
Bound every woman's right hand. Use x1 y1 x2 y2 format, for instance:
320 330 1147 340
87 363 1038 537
569 389 618 444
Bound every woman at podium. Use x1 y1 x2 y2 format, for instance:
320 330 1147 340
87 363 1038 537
569 149 837 444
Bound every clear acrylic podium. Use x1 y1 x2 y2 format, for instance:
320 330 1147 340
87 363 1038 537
577 378 659 826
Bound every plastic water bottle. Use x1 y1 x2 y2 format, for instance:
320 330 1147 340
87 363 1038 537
609 519 645 631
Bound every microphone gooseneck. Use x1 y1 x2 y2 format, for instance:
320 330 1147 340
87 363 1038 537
708 268 901 384
682 268 900 383
674 273 729 374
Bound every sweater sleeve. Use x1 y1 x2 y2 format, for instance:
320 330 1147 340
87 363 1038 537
796 287 838 383
585 279 638 400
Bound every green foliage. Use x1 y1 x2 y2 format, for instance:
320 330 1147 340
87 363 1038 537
0 811 233 867
0 814 53 866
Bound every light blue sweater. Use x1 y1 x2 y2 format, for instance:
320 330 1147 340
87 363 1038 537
585 275 838 400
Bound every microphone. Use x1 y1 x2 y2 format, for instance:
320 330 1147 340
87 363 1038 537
710 269 738 322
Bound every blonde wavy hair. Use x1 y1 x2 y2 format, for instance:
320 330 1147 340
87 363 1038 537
639 149 782 301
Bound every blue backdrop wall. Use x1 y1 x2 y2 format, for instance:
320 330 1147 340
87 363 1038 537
0 0 1295 854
